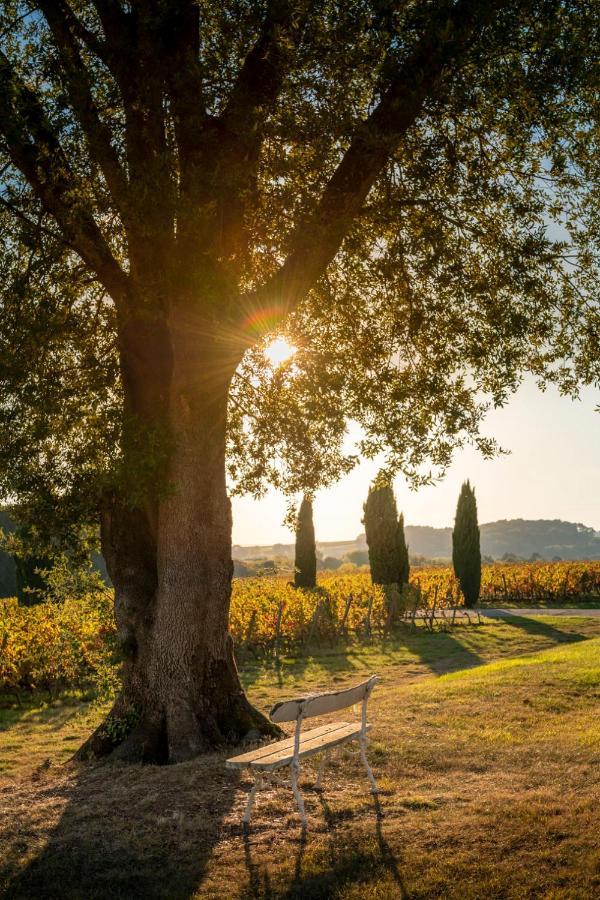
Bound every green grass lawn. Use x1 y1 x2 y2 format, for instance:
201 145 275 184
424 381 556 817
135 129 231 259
1 615 600 898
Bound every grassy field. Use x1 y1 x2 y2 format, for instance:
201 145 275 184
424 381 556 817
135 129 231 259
1 613 600 898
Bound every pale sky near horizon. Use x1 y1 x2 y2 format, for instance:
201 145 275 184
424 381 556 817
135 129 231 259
231 376 600 546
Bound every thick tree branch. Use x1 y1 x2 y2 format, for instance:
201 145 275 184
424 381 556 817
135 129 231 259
162 1 207 178
0 50 129 302
91 0 129 44
46 1 110 66
221 0 311 160
72 1 175 287
84 0 141 97
172 1 311 270
38 0 150 211
246 0 507 319
37 1 130 218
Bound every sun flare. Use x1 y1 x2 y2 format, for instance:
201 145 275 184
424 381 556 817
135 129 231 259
264 337 297 367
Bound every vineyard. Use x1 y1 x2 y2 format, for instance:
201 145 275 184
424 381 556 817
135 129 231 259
1 562 599 705
479 561 600 604
0 592 116 706
231 562 600 651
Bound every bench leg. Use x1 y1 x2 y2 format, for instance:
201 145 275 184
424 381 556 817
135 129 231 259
359 733 379 794
290 760 307 828
243 772 263 826
314 750 330 791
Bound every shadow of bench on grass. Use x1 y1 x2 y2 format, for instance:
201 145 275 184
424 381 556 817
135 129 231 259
240 792 408 900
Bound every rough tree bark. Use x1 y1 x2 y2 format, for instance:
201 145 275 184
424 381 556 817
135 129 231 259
79 309 278 763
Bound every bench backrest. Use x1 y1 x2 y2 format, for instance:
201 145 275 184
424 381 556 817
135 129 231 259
269 674 378 723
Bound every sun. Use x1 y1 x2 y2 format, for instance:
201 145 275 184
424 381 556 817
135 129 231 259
264 337 297 367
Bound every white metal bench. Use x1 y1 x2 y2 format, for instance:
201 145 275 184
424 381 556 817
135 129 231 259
226 674 379 828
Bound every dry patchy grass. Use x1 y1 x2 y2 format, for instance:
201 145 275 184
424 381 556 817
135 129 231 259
1 616 600 899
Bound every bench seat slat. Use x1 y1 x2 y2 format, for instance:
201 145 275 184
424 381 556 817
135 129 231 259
253 722 371 771
226 721 371 772
226 722 342 768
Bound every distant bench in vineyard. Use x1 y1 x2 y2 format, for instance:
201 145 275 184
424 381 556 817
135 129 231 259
400 585 483 631
403 602 482 630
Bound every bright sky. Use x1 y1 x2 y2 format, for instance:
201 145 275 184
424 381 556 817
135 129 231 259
231 376 600 545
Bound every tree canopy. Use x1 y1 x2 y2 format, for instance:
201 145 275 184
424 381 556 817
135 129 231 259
0 0 598 544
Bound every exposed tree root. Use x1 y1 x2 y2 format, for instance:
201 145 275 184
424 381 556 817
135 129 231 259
74 685 280 766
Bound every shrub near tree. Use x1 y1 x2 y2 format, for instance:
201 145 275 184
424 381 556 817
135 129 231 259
452 481 482 608
294 495 317 588
319 556 342 571
4 524 53 606
15 554 48 606
346 550 370 567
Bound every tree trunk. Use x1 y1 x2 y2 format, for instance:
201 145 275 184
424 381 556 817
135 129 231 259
77 309 278 764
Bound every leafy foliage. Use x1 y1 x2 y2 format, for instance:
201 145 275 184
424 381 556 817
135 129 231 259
230 572 462 650
225 1 600 498
0 2 598 534
480 560 600 602
14 552 49 606
452 481 482 607
0 591 116 703
0 227 120 551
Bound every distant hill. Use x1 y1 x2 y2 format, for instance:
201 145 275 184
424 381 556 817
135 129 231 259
233 519 600 565
483 519 600 560
401 520 600 561
2 515 599 597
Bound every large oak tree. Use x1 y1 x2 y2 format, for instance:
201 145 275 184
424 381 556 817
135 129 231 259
0 1 598 762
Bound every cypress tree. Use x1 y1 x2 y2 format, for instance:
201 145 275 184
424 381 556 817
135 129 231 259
363 477 401 585
397 513 410 586
452 481 482 608
294 495 317 588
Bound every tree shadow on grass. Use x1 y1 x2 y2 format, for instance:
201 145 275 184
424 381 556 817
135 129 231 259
383 627 484 677
491 613 587 645
247 615 593 693
239 626 487 697
239 644 364 693
1 753 240 900
0 696 86 730
240 792 409 900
